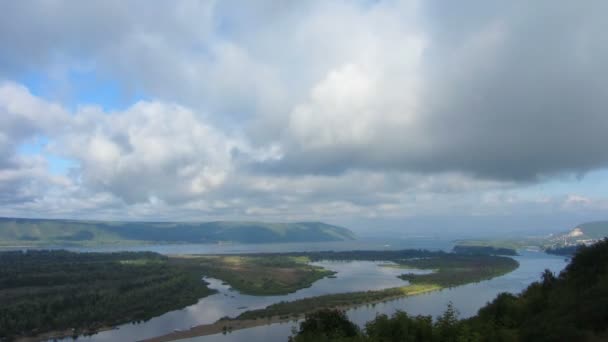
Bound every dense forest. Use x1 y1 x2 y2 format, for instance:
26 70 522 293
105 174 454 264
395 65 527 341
289 239 608 341
0 250 215 341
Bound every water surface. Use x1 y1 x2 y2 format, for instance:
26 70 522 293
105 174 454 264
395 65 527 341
45 237 456 255
73 260 421 341
185 251 567 342
53 243 565 342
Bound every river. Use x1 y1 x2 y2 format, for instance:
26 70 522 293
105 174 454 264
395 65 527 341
184 250 566 342
61 244 567 342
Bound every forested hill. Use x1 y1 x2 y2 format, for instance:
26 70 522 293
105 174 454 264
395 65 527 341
0 217 355 246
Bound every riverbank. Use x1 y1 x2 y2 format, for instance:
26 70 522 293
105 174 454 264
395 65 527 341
140 254 519 342
3 250 517 341
140 284 443 342
0 251 337 341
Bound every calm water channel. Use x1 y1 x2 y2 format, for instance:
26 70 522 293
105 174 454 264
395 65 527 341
61 242 567 342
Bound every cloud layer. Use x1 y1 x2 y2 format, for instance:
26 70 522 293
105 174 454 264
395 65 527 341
0 1 607 231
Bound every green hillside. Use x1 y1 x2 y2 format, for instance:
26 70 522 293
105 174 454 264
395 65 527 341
0 218 355 247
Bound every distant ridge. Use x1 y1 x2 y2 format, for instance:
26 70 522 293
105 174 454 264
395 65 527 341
548 220 608 248
0 217 355 247
567 221 608 239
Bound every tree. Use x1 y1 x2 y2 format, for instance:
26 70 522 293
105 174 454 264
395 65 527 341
289 309 359 342
435 302 461 341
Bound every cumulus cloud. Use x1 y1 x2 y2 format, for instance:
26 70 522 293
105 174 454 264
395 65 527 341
0 83 72 205
58 101 245 203
0 1 607 226
0 82 249 205
0 82 523 222
0 83 68 164
267 0 608 181
3 1 607 181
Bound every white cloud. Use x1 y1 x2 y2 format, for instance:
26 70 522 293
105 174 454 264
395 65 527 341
59 101 244 204
0 1 607 229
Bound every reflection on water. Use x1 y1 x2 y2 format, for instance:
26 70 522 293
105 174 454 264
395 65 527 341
56 248 567 342
70 261 417 341
185 251 568 342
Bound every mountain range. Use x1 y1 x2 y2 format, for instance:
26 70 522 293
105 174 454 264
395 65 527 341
0 217 355 247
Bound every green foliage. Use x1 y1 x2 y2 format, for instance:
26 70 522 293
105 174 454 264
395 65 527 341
398 255 519 288
466 240 608 340
290 239 608 342
291 306 477 342
365 311 434 341
0 250 215 340
237 254 518 320
182 255 334 295
289 309 360 342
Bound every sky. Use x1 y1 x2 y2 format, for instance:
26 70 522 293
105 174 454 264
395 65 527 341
0 0 607 236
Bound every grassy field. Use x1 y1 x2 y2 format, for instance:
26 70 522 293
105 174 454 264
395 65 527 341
171 255 335 295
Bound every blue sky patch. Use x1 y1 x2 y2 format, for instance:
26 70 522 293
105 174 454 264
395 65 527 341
19 69 146 112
